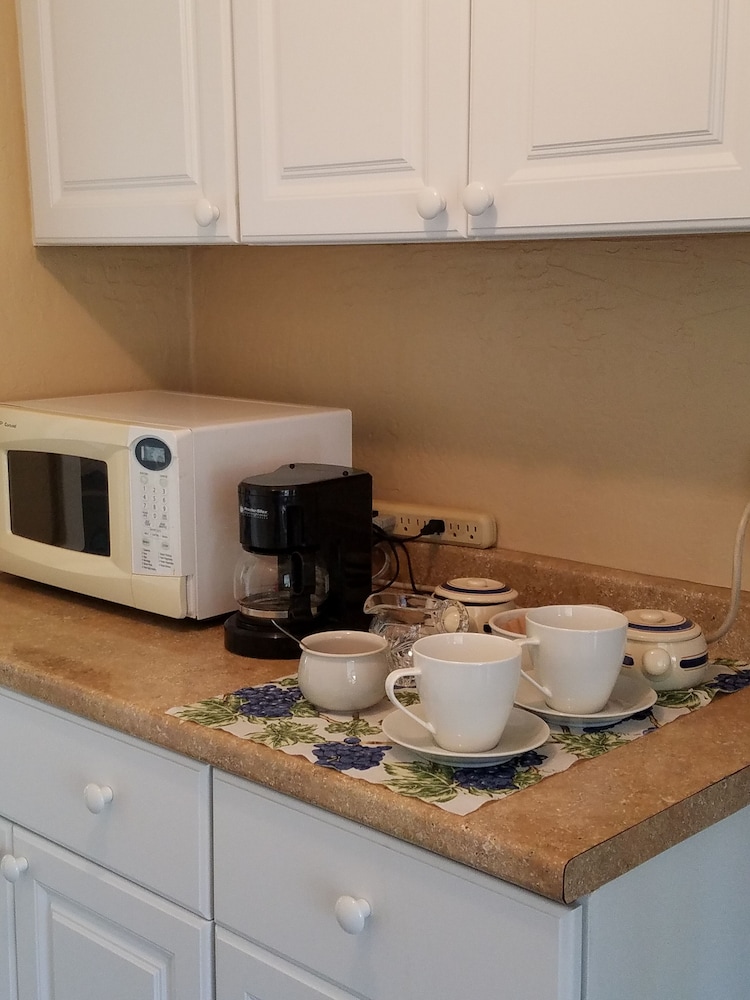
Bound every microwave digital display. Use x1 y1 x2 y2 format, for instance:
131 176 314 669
7 451 110 556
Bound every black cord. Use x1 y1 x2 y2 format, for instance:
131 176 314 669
371 519 445 594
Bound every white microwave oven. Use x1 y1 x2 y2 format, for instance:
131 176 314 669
0 390 352 619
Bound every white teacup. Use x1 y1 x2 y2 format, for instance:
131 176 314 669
521 605 628 715
384 632 522 753
298 630 390 712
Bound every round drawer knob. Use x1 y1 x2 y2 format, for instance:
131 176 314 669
461 181 494 216
334 895 372 934
84 783 114 814
194 198 220 227
1 854 28 883
416 187 446 220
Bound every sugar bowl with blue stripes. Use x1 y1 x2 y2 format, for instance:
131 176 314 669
623 608 710 690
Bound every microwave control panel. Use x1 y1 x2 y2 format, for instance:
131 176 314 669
129 433 183 576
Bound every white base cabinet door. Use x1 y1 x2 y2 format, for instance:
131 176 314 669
8 827 214 1000
17 0 238 244
468 0 750 238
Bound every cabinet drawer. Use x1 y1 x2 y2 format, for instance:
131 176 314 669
0 691 211 916
214 773 582 1000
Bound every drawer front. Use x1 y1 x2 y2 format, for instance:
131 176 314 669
214 773 582 1000
0 691 211 916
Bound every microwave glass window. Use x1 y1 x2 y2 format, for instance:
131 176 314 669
8 451 111 556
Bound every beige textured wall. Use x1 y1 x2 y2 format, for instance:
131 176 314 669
1 1 191 402
191 238 750 591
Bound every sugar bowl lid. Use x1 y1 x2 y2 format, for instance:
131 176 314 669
433 577 519 606
625 608 703 642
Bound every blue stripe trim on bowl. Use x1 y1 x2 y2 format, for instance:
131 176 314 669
628 618 695 634
679 652 709 669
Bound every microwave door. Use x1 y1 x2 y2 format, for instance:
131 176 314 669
8 451 110 556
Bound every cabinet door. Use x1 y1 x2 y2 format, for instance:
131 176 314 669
469 0 750 237
217 927 353 1000
0 820 16 1000
234 0 470 242
9 829 213 1000
17 0 238 244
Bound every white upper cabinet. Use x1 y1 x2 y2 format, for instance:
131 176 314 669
16 0 750 243
469 0 750 237
233 0 470 241
17 0 238 244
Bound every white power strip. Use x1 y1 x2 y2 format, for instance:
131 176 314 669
373 500 496 548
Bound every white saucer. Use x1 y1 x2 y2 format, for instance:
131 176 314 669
514 669 657 726
380 705 550 768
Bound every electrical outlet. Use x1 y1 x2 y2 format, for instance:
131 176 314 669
373 500 496 548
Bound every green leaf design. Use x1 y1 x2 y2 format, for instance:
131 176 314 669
657 689 709 710
553 729 629 758
512 767 544 790
395 689 420 707
277 676 302 687
173 697 242 728
248 720 322 748
290 699 320 717
326 718 382 738
382 761 458 802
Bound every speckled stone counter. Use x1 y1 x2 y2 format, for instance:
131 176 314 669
1 555 749 905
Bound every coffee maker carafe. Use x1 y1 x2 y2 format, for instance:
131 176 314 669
224 463 372 658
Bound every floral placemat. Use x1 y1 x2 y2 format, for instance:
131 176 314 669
167 659 749 816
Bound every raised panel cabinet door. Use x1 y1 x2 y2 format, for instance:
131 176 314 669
0 820 17 1000
468 0 750 238
233 0 470 242
9 829 213 1000
17 0 238 244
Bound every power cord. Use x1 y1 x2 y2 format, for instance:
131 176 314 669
371 517 446 594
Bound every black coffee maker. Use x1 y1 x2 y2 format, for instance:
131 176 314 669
223 463 373 658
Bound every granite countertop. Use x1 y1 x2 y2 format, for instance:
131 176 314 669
1 563 750 905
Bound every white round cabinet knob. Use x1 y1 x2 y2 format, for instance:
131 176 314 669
1 854 29 883
416 187 446 220
84 783 114 814
334 895 372 934
461 182 494 216
194 198 220 227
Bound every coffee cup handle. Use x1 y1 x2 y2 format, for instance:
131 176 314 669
384 668 436 737
512 637 554 700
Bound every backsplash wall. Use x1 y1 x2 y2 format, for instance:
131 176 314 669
190 237 750 591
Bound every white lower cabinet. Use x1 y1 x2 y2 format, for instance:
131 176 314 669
212 772 582 1000
9 828 213 1000
2 687 749 1000
0 690 214 1000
